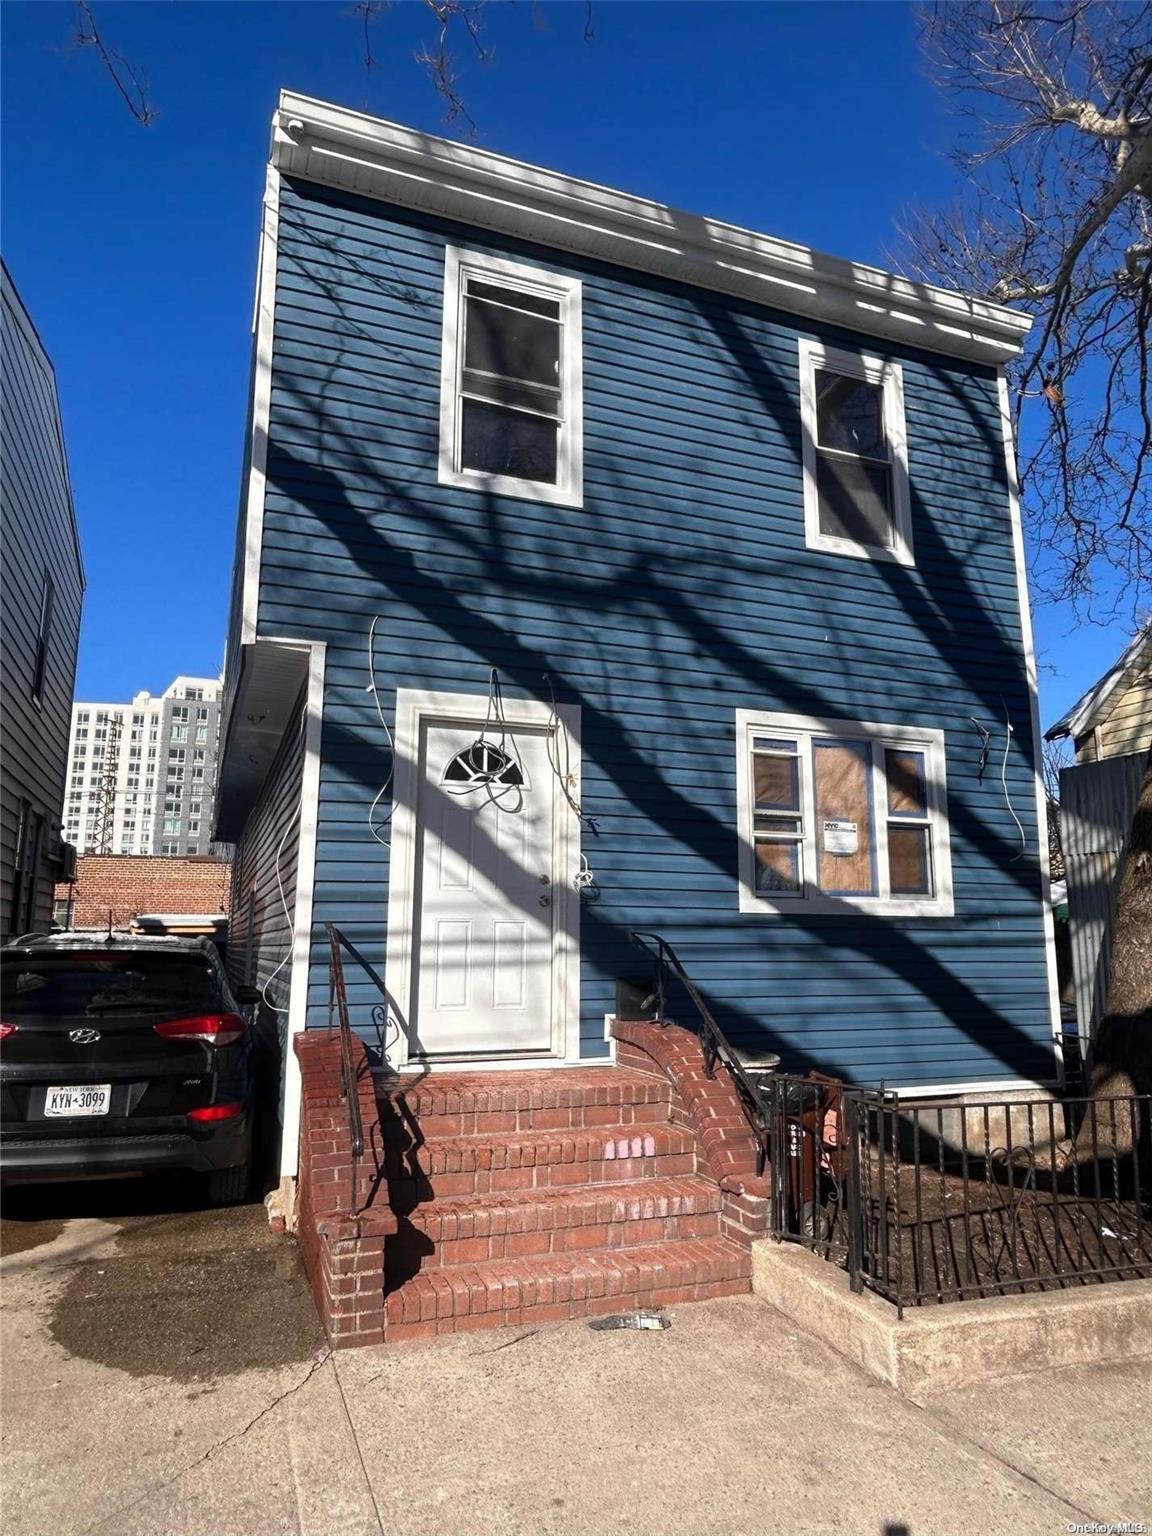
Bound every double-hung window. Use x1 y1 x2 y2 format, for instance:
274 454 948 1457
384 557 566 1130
798 339 912 564
736 710 952 916
439 246 583 507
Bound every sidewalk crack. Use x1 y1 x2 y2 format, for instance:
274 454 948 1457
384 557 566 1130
908 1394 1115 1527
79 1349 333 1536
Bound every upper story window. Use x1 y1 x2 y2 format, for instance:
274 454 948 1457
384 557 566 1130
31 572 54 705
798 339 913 566
735 710 953 918
439 246 583 509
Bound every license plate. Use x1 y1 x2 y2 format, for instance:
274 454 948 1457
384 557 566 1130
45 1085 111 1118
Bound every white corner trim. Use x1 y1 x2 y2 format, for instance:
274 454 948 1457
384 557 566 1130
239 164 281 648
735 708 954 919
279 639 326 1179
797 337 914 567
385 687 582 1069
996 372 1063 1072
272 93 1031 365
437 245 584 508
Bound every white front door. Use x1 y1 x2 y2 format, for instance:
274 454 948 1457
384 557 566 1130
410 718 557 1059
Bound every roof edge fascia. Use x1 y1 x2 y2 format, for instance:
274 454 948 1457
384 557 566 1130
272 92 1032 366
1046 623 1152 741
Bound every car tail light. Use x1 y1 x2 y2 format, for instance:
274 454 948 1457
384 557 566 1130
0 1022 15 1041
154 1013 246 1047
188 1102 244 1123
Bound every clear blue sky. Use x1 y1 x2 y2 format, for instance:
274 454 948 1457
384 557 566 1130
1 0 1130 727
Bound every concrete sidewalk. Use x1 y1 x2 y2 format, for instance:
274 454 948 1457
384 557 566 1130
2 1190 1149 1536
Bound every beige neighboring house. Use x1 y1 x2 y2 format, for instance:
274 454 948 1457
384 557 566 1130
1046 623 1151 1041
1048 621 1152 764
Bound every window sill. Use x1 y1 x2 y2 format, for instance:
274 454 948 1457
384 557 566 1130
437 462 583 509
805 532 915 567
738 886 955 919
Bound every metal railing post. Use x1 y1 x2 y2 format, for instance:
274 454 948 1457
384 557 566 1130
845 1091 864 1294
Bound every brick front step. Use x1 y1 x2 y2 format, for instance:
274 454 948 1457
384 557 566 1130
296 1031 767 1350
370 1237 753 1344
384 1124 697 1197
378 1066 670 1137
392 1176 723 1268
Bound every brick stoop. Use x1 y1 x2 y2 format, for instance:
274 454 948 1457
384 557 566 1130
293 1024 767 1348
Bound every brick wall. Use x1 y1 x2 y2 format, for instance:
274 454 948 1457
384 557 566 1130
294 1030 396 1348
54 854 232 930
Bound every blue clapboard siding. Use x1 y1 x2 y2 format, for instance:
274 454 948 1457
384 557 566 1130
257 175 1053 1088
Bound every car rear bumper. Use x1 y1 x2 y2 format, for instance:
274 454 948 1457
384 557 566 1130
0 1115 250 1181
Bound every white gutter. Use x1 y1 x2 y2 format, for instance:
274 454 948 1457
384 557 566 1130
272 90 1032 366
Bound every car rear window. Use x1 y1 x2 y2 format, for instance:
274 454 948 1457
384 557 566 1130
1 954 221 1020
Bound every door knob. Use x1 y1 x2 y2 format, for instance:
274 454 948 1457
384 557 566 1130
539 894 552 907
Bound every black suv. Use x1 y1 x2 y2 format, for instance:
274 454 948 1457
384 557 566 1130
0 933 264 1203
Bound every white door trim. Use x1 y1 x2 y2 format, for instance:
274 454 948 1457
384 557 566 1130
385 687 582 1069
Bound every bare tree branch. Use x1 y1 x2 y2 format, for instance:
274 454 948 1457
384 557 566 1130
901 1 1152 618
72 1 155 126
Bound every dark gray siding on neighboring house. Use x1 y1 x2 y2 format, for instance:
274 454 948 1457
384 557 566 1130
228 695 306 1073
0 265 84 940
247 176 1054 1088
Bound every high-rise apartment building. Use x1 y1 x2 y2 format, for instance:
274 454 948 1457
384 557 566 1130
64 676 222 856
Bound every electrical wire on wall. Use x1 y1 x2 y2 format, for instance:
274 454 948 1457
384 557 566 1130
260 707 308 1014
366 614 396 848
1000 699 1027 861
970 709 1026 862
543 672 596 891
968 718 991 783
442 668 528 814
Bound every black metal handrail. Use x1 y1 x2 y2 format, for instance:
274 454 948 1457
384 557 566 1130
629 931 774 1173
325 923 365 1160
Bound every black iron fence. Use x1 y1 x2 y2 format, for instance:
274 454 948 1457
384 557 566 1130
764 1075 1152 1315
622 930 1151 1315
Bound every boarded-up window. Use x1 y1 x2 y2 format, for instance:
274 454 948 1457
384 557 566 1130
813 740 877 895
739 714 951 915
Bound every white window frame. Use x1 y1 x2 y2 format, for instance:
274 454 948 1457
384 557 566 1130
438 245 584 508
735 709 953 918
798 338 914 566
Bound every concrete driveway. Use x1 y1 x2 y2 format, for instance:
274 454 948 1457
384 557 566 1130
2 1179 1149 1536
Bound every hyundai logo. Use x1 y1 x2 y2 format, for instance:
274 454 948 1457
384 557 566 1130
68 1028 101 1045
